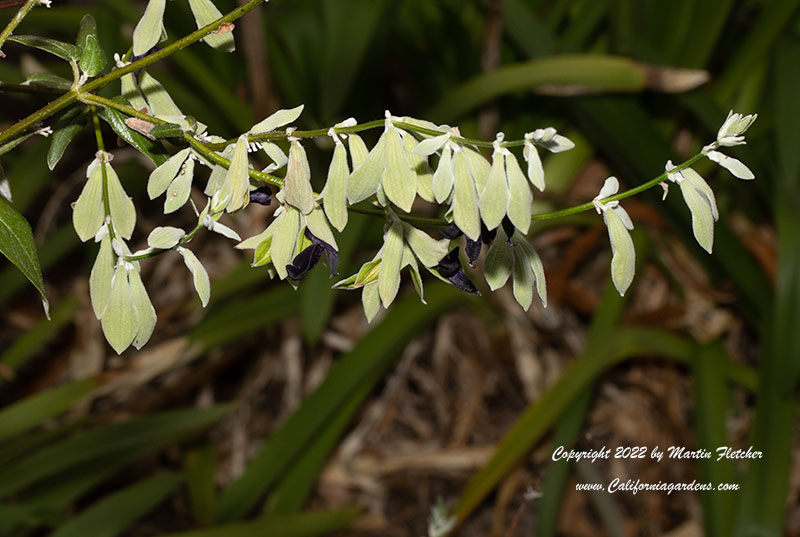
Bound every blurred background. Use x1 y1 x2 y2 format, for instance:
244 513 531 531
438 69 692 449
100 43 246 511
0 0 798 536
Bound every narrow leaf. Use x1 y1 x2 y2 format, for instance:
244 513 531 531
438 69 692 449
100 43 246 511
9 35 81 61
0 198 48 314
76 15 106 77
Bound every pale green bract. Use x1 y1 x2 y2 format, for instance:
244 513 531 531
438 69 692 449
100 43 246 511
89 232 115 318
187 0 235 53
225 135 250 212
178 247 211 307
147 226 185 249
378 221 404 307
594 177 635 296
321 139 349 232
101 264 139 355
72 157 105 242
132 0 166 56
284 140 315 214
104 160 136 239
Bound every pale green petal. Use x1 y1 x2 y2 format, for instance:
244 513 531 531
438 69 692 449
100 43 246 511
452 151 481 240
204 145 235 197
163 157 194 214
603 207 636 295
680 180 714 253
261 142 288 172
139 70 182 118
707 150 754 180
355 257 382 287
515 232 547 307
129 269 157 349
270 207 301 279
348 134 385 204
89 234 115 319
321 142 349 231
252 235 272 267
382 127 416 212
432 145 454 203
484 228 513 290
249 105 304 134
378 222 404 308
362 282 381 323
305 205 338 250
462 146 490 192
225 135 250 212
236 221 276 250
148 148 191 199
479 152 509 230
402 244 425 304
284 141 315 214
188 0 235 52
121 73 147 112
512 246 534 311
523 142 545 191
209 220 241 241
105 163 136 239
681 168 718 220
504 152 532 234
178 247 211 307
147 226 185 249
402 222 449 267
72 159 105 242
403 132 435 203
348 134 369 169
412 133 450 157
132 0 166 56
101 265 139 355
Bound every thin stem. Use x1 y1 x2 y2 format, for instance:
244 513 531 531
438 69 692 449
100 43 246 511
91 106 116 240
0 81 63 95
0 0 38 57
0 0 265 146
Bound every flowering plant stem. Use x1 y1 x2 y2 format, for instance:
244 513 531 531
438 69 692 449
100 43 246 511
0 0 265 146
0 0 39 56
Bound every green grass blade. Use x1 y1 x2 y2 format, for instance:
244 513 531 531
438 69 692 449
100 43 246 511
157 509 360 537
184 446 218 526
215 283 468 522
49 473 181 537
692 343 736 537
0 405 230 498
428 55 647 122
0 379 96 443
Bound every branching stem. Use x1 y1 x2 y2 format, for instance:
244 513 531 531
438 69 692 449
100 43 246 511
0 0 39 57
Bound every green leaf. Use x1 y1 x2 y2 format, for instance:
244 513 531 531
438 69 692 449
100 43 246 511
47 109 86 170
188 0 235 52
148 122 185 139
0 379 96 443
9 35 81 61
0 405 231 498
0 196 48 315
97 99 169 166
132 0 167 56
50 473 181 537
26 72 72 91
76 15 107 77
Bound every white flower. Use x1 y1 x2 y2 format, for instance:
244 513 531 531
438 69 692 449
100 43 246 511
593 177 635 296
716 110 757 147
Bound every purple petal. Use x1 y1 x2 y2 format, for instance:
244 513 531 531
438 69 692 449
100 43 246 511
501 217 516 244
286 244 323 280
249 186 272 206
465 237 482 266
480 221 497 244
439 224 463 240
436 248 461 278
448 271 480 296
305 229 339 276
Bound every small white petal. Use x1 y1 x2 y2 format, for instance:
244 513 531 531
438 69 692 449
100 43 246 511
707 150 754 180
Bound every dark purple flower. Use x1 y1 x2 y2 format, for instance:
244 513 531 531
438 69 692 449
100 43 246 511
501 217 516 245
286 229 338 280
439 224 463 240
249 186 272 206
440 223 496 267
435 247 480 296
